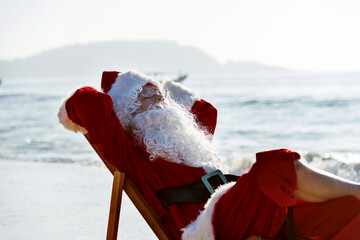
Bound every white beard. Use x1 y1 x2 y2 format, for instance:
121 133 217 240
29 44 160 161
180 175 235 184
131 100 222 173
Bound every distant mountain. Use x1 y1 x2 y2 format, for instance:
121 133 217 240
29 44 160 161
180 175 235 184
0 41 291 78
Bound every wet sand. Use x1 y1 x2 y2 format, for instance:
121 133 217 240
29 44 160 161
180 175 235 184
0 160 155 240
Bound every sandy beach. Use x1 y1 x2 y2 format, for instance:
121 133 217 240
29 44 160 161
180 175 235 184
0 160 156 240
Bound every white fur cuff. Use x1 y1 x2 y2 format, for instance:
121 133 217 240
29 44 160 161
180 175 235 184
57 88 88 134
58 100 87 134
162 80 200 110
181 182 236 240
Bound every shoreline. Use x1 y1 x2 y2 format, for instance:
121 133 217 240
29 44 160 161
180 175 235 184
0 160 155 240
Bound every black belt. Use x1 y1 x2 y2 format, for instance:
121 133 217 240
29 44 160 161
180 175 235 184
156 170 239 209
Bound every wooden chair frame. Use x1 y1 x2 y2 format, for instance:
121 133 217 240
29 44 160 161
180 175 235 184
107 171 171 240
84 134 172 240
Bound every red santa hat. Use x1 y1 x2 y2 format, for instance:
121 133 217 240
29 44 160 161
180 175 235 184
101 71 121 93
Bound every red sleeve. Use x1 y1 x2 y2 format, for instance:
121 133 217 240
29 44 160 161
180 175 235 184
190 99 218 135
65 87 132 172
65 87 179 217
255 149 300 207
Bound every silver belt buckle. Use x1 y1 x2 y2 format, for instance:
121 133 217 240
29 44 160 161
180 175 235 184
201 170 228 194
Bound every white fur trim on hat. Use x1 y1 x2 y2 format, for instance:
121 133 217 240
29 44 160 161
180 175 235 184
107 70 161 128
162 80 200 110
181 182 236 240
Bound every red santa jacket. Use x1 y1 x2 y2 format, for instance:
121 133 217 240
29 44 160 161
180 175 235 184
64 86 217 239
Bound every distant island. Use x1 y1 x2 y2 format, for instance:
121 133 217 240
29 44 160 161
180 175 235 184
0 40 292 78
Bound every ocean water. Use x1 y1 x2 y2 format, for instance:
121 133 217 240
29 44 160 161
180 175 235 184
1 72 360 181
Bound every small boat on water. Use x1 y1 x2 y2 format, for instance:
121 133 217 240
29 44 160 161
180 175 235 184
147 72 188 83
173 73 187 83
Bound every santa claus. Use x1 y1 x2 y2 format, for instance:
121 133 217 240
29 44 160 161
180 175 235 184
59 70 360 239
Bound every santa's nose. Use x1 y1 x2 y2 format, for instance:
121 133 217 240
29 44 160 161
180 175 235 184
154 93 164 102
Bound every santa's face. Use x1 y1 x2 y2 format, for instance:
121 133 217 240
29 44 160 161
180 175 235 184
137 84 164 112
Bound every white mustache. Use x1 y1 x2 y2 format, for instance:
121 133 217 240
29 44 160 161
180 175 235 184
133 105 170 129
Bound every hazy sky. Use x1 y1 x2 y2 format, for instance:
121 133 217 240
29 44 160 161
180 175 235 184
1 0 360 72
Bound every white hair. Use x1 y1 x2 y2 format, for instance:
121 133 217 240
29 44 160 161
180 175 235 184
131 99 222 173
